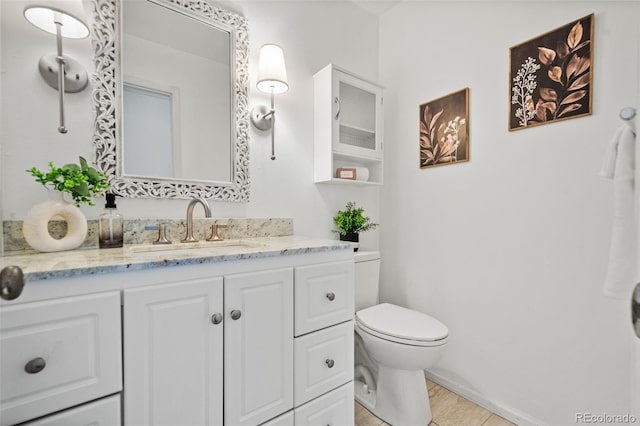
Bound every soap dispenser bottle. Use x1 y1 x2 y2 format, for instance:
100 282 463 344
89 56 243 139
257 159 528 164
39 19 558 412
98 193 123 248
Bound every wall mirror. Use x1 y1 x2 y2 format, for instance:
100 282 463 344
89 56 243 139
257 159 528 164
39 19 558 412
91 0 250 201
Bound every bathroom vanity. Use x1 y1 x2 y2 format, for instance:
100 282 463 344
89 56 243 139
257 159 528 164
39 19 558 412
0 237 355 426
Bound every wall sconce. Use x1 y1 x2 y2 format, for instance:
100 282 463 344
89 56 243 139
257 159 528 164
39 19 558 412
24 3 90 134
250 44 289 160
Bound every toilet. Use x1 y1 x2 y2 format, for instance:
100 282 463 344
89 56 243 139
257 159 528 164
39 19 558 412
354 251 448 426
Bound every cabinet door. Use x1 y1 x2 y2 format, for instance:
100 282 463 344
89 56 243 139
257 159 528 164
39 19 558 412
123 277 223 426
332 70 383 159
225 268 294 426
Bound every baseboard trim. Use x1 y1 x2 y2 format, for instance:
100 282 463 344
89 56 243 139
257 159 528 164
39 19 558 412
424 371 544 426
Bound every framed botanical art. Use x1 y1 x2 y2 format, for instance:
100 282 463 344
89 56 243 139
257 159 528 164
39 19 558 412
419 88 469 169
509 14 594 131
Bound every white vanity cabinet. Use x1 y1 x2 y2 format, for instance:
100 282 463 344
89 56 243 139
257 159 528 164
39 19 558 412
0 246 353 426
314 64 384 185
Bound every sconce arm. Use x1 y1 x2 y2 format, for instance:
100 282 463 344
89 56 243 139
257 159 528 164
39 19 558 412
250 90 279 160
54 19 67 134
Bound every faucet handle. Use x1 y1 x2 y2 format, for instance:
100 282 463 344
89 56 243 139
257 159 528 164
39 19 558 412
206 224 228 242
153 223 172 245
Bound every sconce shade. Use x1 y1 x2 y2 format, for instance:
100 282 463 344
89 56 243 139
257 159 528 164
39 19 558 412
24 6 89 39
256 44 289 95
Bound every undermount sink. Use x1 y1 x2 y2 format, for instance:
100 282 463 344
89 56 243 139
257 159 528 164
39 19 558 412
129 240 266 256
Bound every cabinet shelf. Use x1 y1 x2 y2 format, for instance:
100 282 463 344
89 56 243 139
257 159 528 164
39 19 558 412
339 123 375 134
317 178 382 186
332 151 382 163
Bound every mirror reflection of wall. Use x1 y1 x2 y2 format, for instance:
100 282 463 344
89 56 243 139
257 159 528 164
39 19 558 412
123 83 177 178
122 0 232 183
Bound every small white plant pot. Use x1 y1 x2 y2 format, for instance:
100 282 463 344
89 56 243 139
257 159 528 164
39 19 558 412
22 194 88 252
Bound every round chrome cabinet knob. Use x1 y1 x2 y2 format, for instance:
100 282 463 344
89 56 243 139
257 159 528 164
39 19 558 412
230 310 242 320
211 313 223 325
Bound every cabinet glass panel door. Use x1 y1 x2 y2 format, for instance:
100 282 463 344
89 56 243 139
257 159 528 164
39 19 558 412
333 71 382 159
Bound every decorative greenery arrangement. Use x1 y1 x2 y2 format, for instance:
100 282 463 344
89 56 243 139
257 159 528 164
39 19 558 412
333 201 378 236
27 156 109 207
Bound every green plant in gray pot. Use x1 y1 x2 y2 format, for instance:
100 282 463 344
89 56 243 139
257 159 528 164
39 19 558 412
333 201 378 251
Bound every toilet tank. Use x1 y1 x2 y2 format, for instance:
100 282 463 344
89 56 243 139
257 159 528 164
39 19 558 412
354 250 381 312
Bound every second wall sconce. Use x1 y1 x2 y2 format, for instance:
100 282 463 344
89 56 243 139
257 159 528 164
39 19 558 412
24 2 90 134
250 44 289 160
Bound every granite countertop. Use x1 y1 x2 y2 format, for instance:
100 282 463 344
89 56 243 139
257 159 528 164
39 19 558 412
0 236 351 281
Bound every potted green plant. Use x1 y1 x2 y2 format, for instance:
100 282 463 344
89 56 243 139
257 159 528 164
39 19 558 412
23 156 110 253
27 156 109 207
333 201 378 249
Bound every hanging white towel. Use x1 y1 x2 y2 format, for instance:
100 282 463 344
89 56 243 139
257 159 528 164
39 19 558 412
636 113 640 289
600 121 637 299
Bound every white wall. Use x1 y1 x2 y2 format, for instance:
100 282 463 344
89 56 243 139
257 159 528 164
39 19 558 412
0 0 381 249
379 2 639 425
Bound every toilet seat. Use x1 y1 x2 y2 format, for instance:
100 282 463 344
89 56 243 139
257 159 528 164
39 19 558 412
356 303 448 347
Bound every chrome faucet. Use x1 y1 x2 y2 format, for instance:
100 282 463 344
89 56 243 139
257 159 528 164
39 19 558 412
182 197 212 242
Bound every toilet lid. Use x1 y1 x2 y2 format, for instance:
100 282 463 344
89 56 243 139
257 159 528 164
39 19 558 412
356 303 448 343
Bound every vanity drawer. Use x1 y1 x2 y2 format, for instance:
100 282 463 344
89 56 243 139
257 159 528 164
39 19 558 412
294 320 354 406
294 382 354 426
294 261 354 336
259 410 294 426
22 394 121 426
0 292 122 426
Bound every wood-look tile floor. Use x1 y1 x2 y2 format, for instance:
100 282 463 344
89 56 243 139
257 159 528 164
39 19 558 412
355 380 516 426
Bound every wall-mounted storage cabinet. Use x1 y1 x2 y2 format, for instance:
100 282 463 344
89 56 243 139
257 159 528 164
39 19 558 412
314 64 384 185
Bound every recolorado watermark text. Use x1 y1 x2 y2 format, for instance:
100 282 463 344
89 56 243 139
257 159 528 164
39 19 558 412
576 413 638 424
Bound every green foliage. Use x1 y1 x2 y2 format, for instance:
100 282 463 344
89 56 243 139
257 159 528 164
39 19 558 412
27 156 110 207
333 201 378 236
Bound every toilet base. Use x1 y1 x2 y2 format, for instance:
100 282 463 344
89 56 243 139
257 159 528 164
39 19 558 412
354 367 432 426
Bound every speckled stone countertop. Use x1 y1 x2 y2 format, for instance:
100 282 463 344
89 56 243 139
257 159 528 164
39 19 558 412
0 236 351 281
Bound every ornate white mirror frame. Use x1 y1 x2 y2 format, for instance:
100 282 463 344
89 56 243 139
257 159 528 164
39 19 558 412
91 0 250 201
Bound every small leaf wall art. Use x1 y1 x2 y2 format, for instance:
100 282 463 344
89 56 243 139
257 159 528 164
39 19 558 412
509 14 594 131
419 88 469 169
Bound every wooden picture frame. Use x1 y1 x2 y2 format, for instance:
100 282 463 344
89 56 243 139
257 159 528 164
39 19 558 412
419 88 469 169
509 14 594 131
